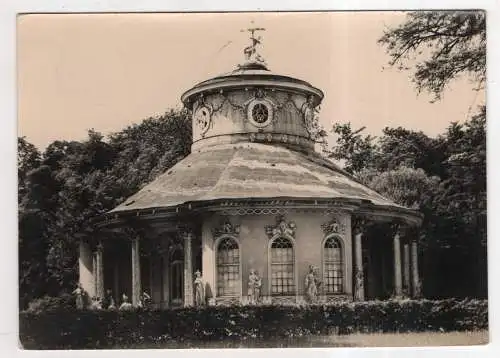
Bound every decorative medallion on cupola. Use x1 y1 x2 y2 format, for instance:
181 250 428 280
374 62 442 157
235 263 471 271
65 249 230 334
193 93 212 137
246 88 274 128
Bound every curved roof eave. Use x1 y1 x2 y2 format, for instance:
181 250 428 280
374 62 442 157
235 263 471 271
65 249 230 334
100 143 422 228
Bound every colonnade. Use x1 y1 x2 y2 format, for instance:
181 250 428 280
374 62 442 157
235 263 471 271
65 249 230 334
80 230 196 308
352 222 421 300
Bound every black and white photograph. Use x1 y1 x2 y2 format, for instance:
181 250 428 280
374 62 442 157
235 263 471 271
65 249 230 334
15 9 489 350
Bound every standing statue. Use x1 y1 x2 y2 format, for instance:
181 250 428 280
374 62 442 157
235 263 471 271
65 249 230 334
194 270 205 307
354 269 364 301
304 265 320 303
247 269 262 304
72 283 85 309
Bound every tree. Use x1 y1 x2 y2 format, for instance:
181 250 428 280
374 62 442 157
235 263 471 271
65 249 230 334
327 123 378 175
18 137 41 202
379 11 486 99
377 127 447 178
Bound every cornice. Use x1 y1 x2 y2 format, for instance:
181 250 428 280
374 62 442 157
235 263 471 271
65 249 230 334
95 197 422 233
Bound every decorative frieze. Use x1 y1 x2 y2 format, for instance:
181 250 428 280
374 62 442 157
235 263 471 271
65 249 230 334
265 215 296 238
221 207 288 216
215 297 241 306
322 294 352 304
271 296 297 306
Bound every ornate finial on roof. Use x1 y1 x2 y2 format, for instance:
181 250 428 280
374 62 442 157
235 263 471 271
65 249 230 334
240 21 267 67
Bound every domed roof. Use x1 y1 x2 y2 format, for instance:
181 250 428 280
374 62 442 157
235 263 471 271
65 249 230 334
107 143 422 225
181 61 324 109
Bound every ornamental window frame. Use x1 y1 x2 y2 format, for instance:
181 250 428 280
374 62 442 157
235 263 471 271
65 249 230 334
321 234 346 295
214 234 242 298
267 232 298 297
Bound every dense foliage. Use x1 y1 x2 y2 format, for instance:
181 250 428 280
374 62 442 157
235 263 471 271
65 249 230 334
19 298 488 349
18 110 192 309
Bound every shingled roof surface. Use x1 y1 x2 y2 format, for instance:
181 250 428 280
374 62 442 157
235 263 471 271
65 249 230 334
110 143 405 214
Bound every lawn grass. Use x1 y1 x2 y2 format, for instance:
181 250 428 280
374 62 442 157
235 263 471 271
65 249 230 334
119 330 489 349
342 330 489 347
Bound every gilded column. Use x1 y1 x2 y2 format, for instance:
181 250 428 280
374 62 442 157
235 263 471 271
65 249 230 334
352 217 365 301
411 239 421 297
78 240 95 298
96 242 104 299
131 237 142 307
113 260 120 304
92 251 98 298
183 231 194 307
162 247 170 308
403 241 411 296
393 227 403 298
354 232 365 301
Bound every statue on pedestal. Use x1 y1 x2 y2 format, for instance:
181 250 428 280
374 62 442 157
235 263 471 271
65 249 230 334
72 283 85 309
247 269 262 304
354 268 364 300
194 270 205 307
304 265 321 303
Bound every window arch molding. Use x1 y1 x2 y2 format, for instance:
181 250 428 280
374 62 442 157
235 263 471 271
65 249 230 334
267 232 298 298
321 234 346 294
213 234 242 298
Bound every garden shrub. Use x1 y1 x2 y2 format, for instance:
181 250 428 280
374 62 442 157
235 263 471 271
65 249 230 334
19 298 488 349
25 294 75 313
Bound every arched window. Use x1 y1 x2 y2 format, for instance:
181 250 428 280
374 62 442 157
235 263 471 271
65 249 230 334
323 236 343 293
170 248 184 305
216 237 240 297
270 237 295 295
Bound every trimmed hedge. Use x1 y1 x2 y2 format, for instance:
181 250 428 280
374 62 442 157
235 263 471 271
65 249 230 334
19 298 488 349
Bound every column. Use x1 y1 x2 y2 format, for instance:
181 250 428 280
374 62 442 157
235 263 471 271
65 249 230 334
113 260 120 304
92 251 97 297
354 232 365 301
162 250 170 309
96 242 104 299
411 240 421 297
78 240 95 297
183 231 194 307
403 242 411 296
131 237 142 307
393 229 403 298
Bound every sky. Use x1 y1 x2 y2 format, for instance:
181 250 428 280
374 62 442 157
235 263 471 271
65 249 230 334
17 11 485 151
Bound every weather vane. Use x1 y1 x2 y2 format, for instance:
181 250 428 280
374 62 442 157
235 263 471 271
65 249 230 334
240 21 266 65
